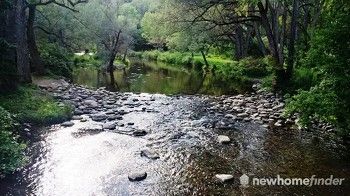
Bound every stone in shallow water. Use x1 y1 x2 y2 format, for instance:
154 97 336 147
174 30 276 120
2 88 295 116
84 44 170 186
72 116 83 120
128 172 147 182
103 123 116 130
215 174 234 182
61 121 74 127
141 149 159 160
91 113 107 121
133 130 147 136
217 135 231 144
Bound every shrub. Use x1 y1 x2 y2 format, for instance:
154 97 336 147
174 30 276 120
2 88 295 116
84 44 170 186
39 43 73 79
0 107 26 177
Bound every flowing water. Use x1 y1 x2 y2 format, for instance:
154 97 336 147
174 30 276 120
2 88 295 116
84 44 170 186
0 60 349 196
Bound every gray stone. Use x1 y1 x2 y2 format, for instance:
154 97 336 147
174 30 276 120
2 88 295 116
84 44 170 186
103 123 116 130
215 174 234 182
128 172 147 182
141 149 160 160
84 100 98 108
61 121 74 127
217 135 231 144
133 130 147 136
91 113 108 121
72 116 83 120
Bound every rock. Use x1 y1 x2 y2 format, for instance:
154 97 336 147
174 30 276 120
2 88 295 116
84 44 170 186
80 118 88 122
72 116 83 120
84 100 98 108
128 172 147 182
61 121 74 127
237 113 249 118
107 115 122 120
217 135 231 144
78 124 103 132
103 123 116 130
133 130 147 136
215 174 234 182
74 109 84 115
224 114 235 119
91 113 107 121
141 149 159 160
127 122 135 126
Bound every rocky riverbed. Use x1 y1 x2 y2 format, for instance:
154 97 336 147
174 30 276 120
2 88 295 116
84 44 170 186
1 81 348 196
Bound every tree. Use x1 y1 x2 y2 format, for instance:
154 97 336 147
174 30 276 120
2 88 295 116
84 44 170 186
25 0 87 75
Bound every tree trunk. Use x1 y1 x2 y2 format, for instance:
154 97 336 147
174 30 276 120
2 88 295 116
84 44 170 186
108 30 122 89
234 26 244 60
257 1 281 66
28 4 45 75
0 2 18 91
254 23 267 56
279 4 288 64
286 0 299 79
200 50 209 72
122 48 128 63
15 0 31 83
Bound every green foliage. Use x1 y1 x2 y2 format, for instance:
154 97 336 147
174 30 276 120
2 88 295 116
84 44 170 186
39 43 73 79
0 107 26 177
286 0 350 134
285 84 338 127
73 54 101 68
0 86 72 124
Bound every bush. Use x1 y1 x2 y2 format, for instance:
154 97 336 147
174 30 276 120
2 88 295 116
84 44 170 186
0 86 72 124
0 107 26 177
39 43 73 79
285 1 350 134
73 54 101 68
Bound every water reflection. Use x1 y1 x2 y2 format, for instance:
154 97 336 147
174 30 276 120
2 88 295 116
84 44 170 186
73 59 251 95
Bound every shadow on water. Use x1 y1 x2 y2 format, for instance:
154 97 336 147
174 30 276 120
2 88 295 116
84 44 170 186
72 58 252 95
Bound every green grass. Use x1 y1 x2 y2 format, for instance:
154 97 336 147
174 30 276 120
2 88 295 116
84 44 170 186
0 86 72 124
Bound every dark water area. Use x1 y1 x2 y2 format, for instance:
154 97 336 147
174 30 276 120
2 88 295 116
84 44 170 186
72 59 252 95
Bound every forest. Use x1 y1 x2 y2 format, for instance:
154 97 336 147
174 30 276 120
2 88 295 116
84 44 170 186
0 0 349 195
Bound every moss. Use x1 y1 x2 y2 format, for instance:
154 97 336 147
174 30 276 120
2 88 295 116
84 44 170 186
0 86 72 124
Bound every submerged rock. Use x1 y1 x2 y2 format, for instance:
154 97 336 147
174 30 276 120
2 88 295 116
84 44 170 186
128 172 147 182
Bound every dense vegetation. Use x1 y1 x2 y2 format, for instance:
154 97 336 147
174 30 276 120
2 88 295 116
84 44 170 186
0 0 349 175
0 107 26 177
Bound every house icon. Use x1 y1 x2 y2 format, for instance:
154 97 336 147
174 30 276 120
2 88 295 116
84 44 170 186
240 174 249 187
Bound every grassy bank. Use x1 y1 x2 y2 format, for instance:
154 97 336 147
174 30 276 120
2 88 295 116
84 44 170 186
0 85 73 177
0 86 72 124
130 50 273 83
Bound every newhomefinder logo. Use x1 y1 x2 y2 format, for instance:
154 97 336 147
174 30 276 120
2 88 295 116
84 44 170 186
240 174 345 187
